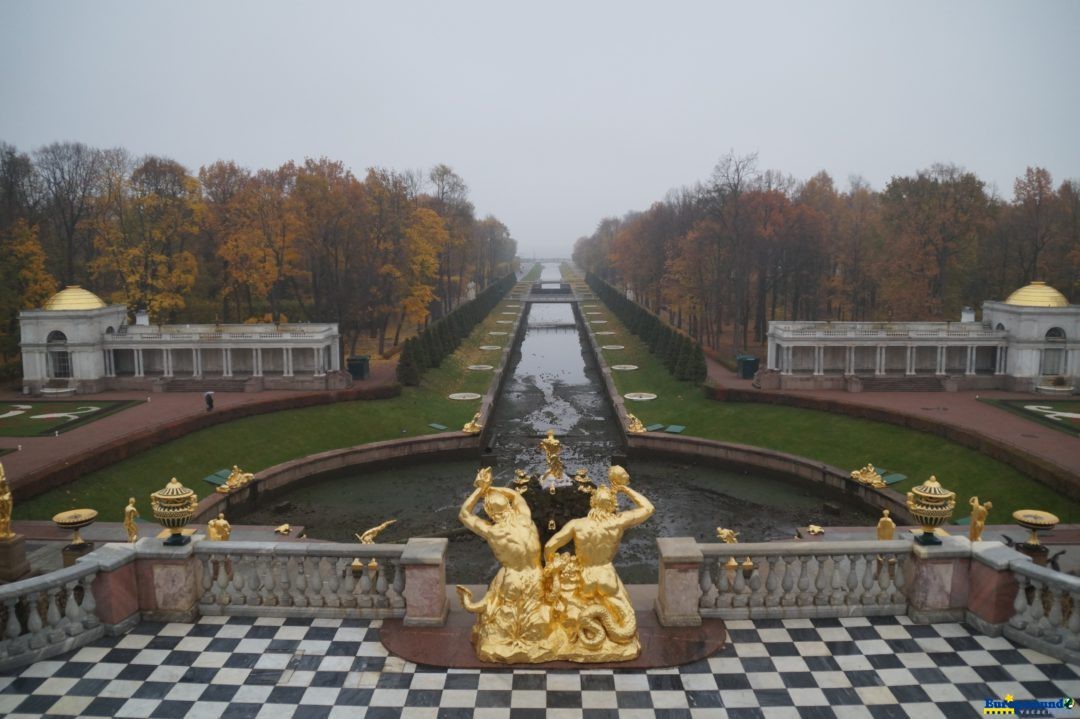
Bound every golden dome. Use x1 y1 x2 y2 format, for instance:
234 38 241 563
1003 281 1069 308
42 286 107 311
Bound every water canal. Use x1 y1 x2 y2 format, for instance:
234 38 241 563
240 262 876 583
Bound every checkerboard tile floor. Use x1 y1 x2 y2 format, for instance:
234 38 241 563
1 614 1077 718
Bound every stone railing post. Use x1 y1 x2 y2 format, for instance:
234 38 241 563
133 537 203 622
78 543 140 635
907 535 971 623
655 537 703 627
401 538 448 627
965 541 1031 636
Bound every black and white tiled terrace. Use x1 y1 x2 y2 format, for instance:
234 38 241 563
2 614 1078 719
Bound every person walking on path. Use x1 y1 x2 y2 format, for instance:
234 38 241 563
204 391 214 412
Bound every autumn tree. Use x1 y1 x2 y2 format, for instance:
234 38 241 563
34 141 102 285
0 219 57 365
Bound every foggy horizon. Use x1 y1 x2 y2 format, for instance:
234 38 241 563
2 0 1078 257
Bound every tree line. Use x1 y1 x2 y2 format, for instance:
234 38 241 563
572 153 1079 353
0 141 518 371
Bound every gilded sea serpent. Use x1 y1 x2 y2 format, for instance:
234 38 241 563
577 602 637 648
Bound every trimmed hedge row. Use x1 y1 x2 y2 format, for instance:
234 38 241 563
396 273 518 386
586 273 707 385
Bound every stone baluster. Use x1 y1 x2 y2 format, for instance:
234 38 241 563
63 581 84 636
828 554 845 606
389 560 406 609
273 557 291 606
257 556 275 606
1067 591 1080 651
780 557 797 607
797 556 813 606
1009 574 1030 630
814 556 830 606
1044 586 1064 645
200 555 215 605
243 559 261 605
357 562 373 607
699 563 717 608
844 554 860 606
25 592 45 649
716 560 731 608
892 556 907 605
45 587 64 643
860 554 877 605
215 556 230 605
324 559 341 608
4 598 22 644
306 558 323 607
765 556 782 607
80 573 99 629
375 563 390 607
228 561 246 606
341 562 358 607
1029 580 1046 637
748 563 764 607
876 555 892 604
731 563 748 608
291 557 308 608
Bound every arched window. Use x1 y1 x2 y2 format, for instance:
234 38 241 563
1041 327 1067 375
46 330 71 379
995 323 1005 331
105 326 115 335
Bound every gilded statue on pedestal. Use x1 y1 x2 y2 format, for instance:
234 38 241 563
850 464 886 488
462 413 483 435
625 413 646 434
217 465 254 494
207 513 232 541
0 463 14 540
969 497 993 542
876 509 895 540
457 461 653 663
124 497 139 543
715 527 739 543
540 430 565 480
356 519 396 544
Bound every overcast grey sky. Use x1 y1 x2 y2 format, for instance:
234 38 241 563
2 1 1078 257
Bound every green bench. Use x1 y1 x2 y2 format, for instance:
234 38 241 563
202 468 232 488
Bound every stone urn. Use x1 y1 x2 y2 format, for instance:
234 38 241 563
1012 509 1060 556
150 478 198 546
52 508 98 548
906 475 956 546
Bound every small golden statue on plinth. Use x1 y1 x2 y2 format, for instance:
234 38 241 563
716 527 739 543
0 464 14 541
217 465 255 494
457 459 653 663
807 525 825 536
876 509 896 540
356 519 396 544
540 429 565 481
626 413 646 434
462 413 483 435
124 497 139 543
850 464 886 488
207 513 232 541
969 497 993 542
274 523 291 535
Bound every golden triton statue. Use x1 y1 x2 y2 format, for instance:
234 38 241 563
457 460 653 663
274 523 291 535
807 525 825 536
207 513 232 541
540 430 565 480
851 464 886 489
217 465 255 494
462 413 483 435
969 497 993 542
124 497 139 543
356 519 397 544
0 463 14 540
716 527 739 543
625 413 646 434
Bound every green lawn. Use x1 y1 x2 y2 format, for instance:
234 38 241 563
0 400 140 436
565 268 1080 526
14 294 524 520
980 399 1080 438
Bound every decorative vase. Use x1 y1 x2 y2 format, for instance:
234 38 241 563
906 476 956 546
150 478 198 546
1012 509 1059 554
52 508 98 548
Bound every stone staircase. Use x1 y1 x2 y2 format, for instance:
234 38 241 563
858 375 944 392
164 378 249 392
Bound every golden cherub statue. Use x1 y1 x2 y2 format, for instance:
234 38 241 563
625 413 646 434
217 465 255 494
969 497 993 542
274 523 291 535
851 464 886 488
540 429 564 479
207 513 232 541
716 527 739 543
462 413 483 435
876 509 896 540
356 519 397 544
807 525 825 535
124 497 139 543
0 462 14 541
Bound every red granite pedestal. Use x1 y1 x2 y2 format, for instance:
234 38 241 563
0 535 32 582
380 609 727 670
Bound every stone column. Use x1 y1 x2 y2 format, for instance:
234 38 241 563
936 346 945 375
875 345 885 376
905 346 915 376
400 538 449 627
163 348 172 378
655 537 703 627
223 348 232 377
783 346 793 375
846 346 854 375
254 348 263 377
135 348 144 377
132 538 203 623
907 535 971 624
284 348 293 377
193 348 202 378
813 346 823 376
331 339 341 371
965 542 1031 637
965 346 975 376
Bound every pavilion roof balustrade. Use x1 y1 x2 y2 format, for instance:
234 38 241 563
104 328 337 343
770 322 1006 340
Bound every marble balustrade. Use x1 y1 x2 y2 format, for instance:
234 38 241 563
195 542 407 619
697 540 912 620
0 562 102 672
1005 560 1080 665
